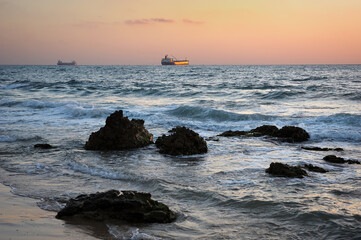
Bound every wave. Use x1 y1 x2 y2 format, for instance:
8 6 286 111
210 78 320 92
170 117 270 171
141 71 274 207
292 76 328 81
0 83 30 89
1 98 112 119
167 106 276 122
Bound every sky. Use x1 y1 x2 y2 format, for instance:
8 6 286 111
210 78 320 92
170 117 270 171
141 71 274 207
0 0 361 65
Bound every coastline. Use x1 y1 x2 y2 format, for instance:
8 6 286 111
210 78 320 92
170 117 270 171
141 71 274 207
0 183 101 240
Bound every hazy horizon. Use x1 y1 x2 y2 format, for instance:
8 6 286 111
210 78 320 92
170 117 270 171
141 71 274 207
1 0 361 65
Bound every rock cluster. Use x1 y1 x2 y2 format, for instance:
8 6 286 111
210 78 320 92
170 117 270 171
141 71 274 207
219 125 309 143
56 190 176 223
155 126 208 155
84 110 153 150
265 162 308 178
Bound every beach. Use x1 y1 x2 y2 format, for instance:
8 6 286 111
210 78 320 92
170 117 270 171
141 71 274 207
0 183 104 240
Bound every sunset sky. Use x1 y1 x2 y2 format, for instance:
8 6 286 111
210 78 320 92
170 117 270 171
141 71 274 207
1 0 361 65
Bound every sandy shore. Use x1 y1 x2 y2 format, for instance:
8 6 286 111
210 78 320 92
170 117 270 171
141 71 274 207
0 183 102 240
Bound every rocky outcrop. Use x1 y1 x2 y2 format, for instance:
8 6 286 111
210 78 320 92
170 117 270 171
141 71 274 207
266 162 308 178
56 190 176 223
155 126 207 155
303 164 328 173
84 110 153 150
301 146 343 152
34 143 53 149
323 155 360 164
274 126 310 143
219 125 309 142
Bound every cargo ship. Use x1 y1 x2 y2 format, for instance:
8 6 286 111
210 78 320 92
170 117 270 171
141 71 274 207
161 55 189 65
57 60 77 66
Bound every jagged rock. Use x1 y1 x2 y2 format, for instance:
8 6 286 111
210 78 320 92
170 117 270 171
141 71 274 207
155 126 207 155
84 110 153 150
323 155 360 164
266 162 308 178
303 164 328 173
301 146 343 152
218 125 309 142
34 143 53 149
275 126 310 143
56 190 176 223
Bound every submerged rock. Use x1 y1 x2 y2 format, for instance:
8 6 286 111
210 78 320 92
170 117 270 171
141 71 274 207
56 190 176 223
266 162 308 178
218 125 309 142
155 126 207 155
301 146 344 152
323 155 360 164
34 143 53 149
303 164 328 173
84 110 153 150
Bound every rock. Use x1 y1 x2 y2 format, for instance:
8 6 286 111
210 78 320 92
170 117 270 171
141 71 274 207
84 110 153 150
301 146 343 151
56 190 176 223
218 130 248 137
250 125 279 137
266 162 308 178
155 126 207 155
275 126 310 143
218 125 309 142
323 155 360 164
303 164 328 173
34 143 53 149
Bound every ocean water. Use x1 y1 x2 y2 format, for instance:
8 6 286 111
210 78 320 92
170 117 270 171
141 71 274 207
0 65 360 239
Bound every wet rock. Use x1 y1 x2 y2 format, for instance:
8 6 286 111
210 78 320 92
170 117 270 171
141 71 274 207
266 162 308 178
155 126 207 155
56 190 176 223
218 130 248 137
323 155 360 164
303 164 328 173
34 143 53 149
301 146 343 152
250 125 279 137
84 110 153 150
218 125 309 143
275 126 310 143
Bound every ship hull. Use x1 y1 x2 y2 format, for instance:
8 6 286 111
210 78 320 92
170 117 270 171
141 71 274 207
161 60 189 66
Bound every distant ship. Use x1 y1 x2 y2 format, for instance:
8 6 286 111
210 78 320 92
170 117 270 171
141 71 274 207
161 55 189 65
57 60 77 66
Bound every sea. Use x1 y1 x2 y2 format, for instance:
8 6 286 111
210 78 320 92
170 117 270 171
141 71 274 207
0 65 360 239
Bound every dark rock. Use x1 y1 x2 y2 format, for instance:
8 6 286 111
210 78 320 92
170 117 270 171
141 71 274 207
218 130 248 137
323 155 345 164
275 126 310 142
301 146 344 152
84 110 153 150
56 190 176 223
250 125 279 137
303 164 328 173
322 155 359 164
266 162 308 178
218 125 309 143
34 143 53 149
155 126 207 155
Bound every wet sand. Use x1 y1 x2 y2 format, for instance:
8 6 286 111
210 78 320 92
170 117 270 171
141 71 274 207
0 183 102 240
